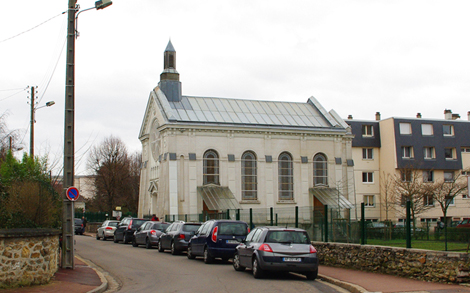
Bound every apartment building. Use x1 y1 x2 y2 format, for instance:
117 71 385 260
346 110 470 224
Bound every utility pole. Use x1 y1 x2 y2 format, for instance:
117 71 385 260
29 86 36 157
62 0 77 269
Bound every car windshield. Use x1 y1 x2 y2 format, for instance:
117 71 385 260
265 231 310 244
108 222 118 227
183 224 201 232
218 222 247 236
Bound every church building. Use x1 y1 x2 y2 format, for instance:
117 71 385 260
138 41 356 220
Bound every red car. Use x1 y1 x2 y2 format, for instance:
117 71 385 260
456 218 470 228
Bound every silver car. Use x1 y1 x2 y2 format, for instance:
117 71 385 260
96 220 119 241
233 227 319 280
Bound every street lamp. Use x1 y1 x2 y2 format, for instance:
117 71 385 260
62 0 112 269
30 94 55 157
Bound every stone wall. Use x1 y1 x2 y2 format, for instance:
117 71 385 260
0 229 61 288
313 242 470 284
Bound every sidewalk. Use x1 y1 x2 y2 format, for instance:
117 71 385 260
3 249 470 293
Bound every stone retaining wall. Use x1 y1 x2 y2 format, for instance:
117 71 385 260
313 242 470 284
0 229 61 288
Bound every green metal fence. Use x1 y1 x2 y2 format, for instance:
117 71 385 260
162 203 470 252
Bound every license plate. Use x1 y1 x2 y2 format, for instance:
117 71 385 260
283 257 301 262
226 240 239 244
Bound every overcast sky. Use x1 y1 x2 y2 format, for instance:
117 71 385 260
1 0 470 175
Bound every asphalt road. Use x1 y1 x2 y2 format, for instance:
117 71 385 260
75 235 349 293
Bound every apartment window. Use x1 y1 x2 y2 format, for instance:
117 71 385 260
241 151 257 200
362 125 374 137
444 148 456 160
423 147 435 159
278 152 293 200
401 170 412 182
362 148 373 159
203 149 219 185
444 171 454 182
399 123 412 135
461 147 470 153
423 194 434 206
421 124 433 136
313 153 328 186
364 195 375 207
362 172 373 183
423 170 434 183
402 146 414 159
443 124 454 136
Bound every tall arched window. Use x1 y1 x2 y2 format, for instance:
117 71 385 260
313 153 328 186
241 151 257 200
204 150 219 185
278 152 293 200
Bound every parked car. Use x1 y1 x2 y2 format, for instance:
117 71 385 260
233 226 319 280
457 218 470 228
96 220 119 241
113 217 148 244
187 219 249 263
158 221 202 254
74 218 84 235
133 221 170 249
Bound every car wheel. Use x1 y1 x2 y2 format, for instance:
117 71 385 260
187 245 196 259
233 253 245 271
203 247 213 264
252 257 264 279
96 233 100 240
123 234 129 244
146 238 152 249
101 234 106 241
171 241 179 255
113 234 118 243
305 269 318 281
158 240 164 252
132 238 138 247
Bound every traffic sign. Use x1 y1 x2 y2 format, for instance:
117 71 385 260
66 186 80 201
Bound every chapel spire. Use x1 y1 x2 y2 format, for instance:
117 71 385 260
159 40 182 102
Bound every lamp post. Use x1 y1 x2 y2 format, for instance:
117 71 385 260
62 0 112 269
29 89 55 157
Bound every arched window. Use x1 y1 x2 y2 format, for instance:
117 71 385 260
313 154 328 186
204 150 219 185
278 152 293 200
241 151 257 200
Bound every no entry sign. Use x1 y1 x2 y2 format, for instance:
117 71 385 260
66 186 80 201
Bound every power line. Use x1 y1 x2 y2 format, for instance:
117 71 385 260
0 12 65 44
0 87 28 102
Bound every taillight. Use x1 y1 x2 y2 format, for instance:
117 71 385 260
127 220 133 230
178 234 185 240
211 226 218 242
105 227 113 230
150 230 157 236
309 245 317 254
259 244 273 252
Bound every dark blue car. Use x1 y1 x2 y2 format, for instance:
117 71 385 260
187 219 249 264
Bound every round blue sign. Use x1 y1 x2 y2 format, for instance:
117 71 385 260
66 186 80 201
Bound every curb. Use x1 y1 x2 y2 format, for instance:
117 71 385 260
75 255 108 293
319 274 371 293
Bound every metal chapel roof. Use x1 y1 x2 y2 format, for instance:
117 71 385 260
164 95 336 128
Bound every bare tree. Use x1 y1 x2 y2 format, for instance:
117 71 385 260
87 136 140 215
380 171 395 221
425 170 468 225
393 167 432 229
0 112 23 162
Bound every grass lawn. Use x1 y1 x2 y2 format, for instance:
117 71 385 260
367 238 470 252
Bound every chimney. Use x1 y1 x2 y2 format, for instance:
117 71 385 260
416 113 422 118
347 115 353 120
375 112 381 121
452 113 460 120
444 109 452 120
